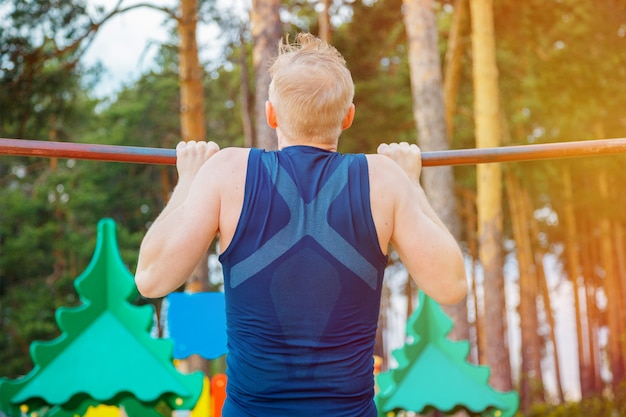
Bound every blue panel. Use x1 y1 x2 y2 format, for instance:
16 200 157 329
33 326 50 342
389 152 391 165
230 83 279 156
166 292 228 360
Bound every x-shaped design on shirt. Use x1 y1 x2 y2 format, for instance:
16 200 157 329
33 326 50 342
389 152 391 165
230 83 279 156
230 157 379 290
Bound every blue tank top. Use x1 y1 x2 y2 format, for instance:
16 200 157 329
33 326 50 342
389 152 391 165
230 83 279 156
219 146 388 416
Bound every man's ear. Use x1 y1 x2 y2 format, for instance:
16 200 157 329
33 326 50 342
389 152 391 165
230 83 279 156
266 101 278 128
342 104 355 130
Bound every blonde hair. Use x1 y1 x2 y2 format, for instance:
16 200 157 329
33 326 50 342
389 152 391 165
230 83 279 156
268 33 354 144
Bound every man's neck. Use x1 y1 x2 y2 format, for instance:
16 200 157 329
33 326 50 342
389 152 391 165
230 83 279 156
277 136 338 152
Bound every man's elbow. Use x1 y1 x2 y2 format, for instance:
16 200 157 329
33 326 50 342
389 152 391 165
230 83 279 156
453 253 469 299
437 258 468 305
432 279 467 305
442 273 468 305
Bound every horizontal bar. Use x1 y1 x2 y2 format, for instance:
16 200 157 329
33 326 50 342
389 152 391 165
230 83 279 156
423 137 626 166
0 138 175 165
1 137 626 167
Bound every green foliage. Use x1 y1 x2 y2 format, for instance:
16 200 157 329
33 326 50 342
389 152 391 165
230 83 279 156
0 157 146 378
335 0 415 154
524 382 626 417
204 55 249 148
494 0 626 143
275 0 416 154
0 0 95 140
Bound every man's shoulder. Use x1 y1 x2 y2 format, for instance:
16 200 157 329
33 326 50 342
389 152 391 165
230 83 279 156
364 152 415 212
363 152 392 165
214 146 252 163
197 147 250 186
201 146 250 173
364 153 405 183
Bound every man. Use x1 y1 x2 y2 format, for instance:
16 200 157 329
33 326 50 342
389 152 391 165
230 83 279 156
135 33 466 416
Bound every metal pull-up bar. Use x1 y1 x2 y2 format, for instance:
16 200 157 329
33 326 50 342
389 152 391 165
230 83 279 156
1 137 625 167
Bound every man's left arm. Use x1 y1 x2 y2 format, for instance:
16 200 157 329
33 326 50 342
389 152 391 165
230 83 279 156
135 141 221 298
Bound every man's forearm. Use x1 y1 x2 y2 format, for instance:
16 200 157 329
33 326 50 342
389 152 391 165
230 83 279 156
410 180 452 234
135 178 195 295
151 178 193 226
138 177 194 262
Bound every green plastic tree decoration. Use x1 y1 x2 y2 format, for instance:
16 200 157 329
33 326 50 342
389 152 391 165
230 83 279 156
375 291 519 417
0 218 203 417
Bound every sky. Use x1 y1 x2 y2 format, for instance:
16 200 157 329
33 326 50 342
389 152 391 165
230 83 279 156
83 0 246 98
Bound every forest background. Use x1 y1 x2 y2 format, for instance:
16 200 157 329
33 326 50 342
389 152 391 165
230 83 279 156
1 0 626 416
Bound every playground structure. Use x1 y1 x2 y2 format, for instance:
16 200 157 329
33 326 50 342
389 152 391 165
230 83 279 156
0 218 519 417
0 219 215 417
375 292 519 417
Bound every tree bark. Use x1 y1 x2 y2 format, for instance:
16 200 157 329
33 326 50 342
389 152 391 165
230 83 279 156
561 164 590 398
469 0 511 391
239 27 254 148
505 170 542 410
318 0 332 43
375 282 389 372
402 0 468 346
251 0 281 150
535 248 564 404
615 221 626 352
598 168 625 388
460 188 485 364
443 0 468 142
579 213 602 395
178 0 206 142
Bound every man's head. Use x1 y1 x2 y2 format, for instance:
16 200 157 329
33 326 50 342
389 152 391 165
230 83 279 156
268 33 355 146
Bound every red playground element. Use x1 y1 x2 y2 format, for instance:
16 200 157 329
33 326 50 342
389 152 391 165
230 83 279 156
211 374 227 417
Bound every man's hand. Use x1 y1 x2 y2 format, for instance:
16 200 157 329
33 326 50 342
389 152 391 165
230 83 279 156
176 140 220 183
145 140 219 245
377 142 422 184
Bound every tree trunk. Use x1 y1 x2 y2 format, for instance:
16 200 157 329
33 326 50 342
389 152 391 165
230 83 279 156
615 221 626 350
375 282 389 372
402 0 469 347
318 0 332 43
178 0 210 377
469 0 511 391
535 247 564 404
239 27 254 148
460 188 484 364
251 0 281 150
598 168 625 388
524 185 562 403
579 214 602 395
443 0 468 142
406 276 415 317
561 164 590 398
178 0 206 142
505 170 542 410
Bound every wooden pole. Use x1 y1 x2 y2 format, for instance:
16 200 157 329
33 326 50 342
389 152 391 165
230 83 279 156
1 137 626 167
0 138 175 165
